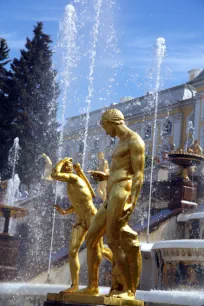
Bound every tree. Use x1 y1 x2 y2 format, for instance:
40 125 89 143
11 22 59 186
0 38 14 178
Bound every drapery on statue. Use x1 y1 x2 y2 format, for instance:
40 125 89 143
78 108 145 299
96 152 109 203
51 158 112 293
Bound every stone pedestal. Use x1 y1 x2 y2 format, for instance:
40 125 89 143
44 293 144 306
0 234 20 280
168 179 198 210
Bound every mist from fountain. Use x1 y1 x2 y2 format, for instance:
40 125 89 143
146 38 166 243
4 138 21 235
82 0 103 170
47 3 78 281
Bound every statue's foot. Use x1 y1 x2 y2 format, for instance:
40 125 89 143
108 289 135 299
60 285 79 294
76 286 99 296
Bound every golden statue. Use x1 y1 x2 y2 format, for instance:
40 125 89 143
187 140 203 155
78 108 145 299
51 158 112 293
96 152 109 203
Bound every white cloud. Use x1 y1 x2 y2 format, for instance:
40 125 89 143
0 32 18 39
15 16 59 22
0 31 25 49
8 39 25 49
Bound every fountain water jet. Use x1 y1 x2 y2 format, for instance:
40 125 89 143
146 37 166 243
82 0 103 170
47 4 78 282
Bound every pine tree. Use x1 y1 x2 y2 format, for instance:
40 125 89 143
11 22 59 186
0 38 14 178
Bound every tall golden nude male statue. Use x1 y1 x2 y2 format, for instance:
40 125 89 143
51 158 112 293
81 108 145 299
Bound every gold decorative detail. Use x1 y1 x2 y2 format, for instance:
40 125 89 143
187 140 203 155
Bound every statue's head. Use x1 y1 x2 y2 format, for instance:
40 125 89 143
100 109 125 137
61 158 73 173
98 152 104 160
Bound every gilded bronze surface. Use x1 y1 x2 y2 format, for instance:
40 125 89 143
78 108 145 299
51 158 112 293
187 140 203 155
94 152 109 203
46 292 144 306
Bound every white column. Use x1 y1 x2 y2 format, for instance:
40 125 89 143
173 113 183 149
194 94 201 140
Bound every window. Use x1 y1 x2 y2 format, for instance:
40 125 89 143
144 125 152 139
162 119 172 136
77 141 84 153
94 138 99 149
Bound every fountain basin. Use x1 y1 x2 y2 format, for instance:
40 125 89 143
0 204 28 280
0 283 204 306
168 152 204 167
0 235 20 281
152 240 204 290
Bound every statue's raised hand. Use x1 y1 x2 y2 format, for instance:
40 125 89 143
87 170 108 181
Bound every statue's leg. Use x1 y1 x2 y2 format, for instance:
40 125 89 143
97 183 104 202
78 206 107 295
106 181 132 297
61 224 86 293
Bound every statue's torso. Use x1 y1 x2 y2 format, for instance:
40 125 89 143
66 175 94 218
107 136 134 193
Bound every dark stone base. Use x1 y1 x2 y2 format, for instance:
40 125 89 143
44 302 92 306
168 179 198 210
0 234 19 280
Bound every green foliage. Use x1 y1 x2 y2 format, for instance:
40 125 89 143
0 38 15 178
10 22 60 185
0 38 10 66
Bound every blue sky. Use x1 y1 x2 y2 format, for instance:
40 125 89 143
0 0 204 118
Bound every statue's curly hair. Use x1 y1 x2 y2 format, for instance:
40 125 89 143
101 109 125 125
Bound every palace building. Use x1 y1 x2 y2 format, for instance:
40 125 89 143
63 69 204 170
